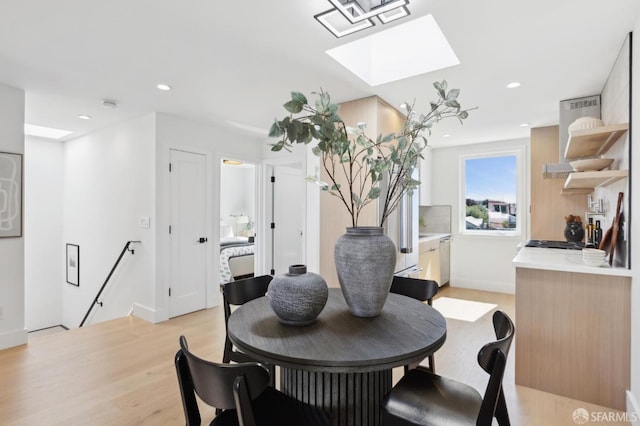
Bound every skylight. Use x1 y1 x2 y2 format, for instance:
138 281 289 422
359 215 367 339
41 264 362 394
326 15 459 86
24 124 73 139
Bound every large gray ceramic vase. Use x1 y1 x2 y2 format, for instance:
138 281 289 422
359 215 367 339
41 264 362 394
334 227 397 317
267 264 328 326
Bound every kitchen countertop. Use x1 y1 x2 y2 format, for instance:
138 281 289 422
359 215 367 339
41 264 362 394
418 233 450 242
512 246 632 277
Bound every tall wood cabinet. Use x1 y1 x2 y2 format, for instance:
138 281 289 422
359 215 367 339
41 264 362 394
319 96 405 287
530 125 587 240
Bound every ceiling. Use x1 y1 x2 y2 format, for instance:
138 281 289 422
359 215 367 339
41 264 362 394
1 1 640 147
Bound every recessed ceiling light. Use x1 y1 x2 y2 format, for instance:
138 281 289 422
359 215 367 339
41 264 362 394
442 134 451 138
506 82 521 89
157 83 172 91
326 15 459 86
399 103 408 109
24 124 72 140
77 115 92 120
520 123 530 127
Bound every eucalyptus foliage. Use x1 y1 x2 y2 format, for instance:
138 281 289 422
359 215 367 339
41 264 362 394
269 81 473 227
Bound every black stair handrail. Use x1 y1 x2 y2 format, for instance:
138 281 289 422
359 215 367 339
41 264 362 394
79 240 141 327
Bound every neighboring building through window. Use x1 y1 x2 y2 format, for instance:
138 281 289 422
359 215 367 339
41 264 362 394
463 154 518 233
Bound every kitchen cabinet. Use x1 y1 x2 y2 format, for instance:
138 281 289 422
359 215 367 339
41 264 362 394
419 238 440 284
439 237 450 285
513 256 630 411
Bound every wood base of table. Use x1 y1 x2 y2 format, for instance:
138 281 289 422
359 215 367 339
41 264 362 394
280 367 392 426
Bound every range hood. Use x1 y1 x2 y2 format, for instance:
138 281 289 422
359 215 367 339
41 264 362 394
543 95 601 178
542 162 574 178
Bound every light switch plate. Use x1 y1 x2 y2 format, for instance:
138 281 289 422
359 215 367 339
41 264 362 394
139 216 150 228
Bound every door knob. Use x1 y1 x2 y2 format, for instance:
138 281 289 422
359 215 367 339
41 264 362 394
197 237 208 243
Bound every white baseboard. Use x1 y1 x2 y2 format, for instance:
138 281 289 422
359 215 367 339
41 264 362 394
0 328 28 350
131 303 163 324
450 278 515 295
628 391 640 425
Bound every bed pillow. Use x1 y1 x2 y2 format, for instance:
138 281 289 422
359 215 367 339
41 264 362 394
220 221 234 238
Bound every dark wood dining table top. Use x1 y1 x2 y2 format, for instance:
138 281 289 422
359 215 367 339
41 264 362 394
228 288 447 373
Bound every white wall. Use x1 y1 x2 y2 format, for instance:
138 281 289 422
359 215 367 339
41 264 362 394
154 113 265 322
23 111 267 330
0 83 26 349
594 33 632 268
62 114 156 328
431 138 529 294
629 20 640 421
220 164 256 235
24 137 64 330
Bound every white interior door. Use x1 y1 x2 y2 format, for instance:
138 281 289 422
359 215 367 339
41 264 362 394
273 166 305 275
169 149 207 317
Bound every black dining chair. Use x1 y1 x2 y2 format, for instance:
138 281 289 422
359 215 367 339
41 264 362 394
175 335 332 426
382 310 515 426
390 276 439 373
221 275 275 383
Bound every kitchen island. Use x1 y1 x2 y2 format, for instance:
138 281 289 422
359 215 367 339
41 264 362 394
512 247 631 410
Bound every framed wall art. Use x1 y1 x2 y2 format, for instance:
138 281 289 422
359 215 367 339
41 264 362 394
66 244 80 286
0 151 23 238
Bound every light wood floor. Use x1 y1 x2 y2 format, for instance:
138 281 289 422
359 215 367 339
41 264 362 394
0 287 629 425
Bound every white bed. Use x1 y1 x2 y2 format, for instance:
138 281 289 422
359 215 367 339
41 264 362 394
219 222 255 283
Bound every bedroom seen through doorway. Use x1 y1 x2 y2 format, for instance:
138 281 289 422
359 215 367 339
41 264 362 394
220 159 256 284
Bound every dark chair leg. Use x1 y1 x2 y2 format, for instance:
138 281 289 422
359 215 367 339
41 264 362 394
403 361 419 374
175 351 202 426
222 338 232 364
403 356 435 375
268 364 276 387
495 388 510 426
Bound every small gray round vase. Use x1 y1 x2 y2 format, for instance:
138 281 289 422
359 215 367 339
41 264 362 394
267 264 329 326
334 227 397 317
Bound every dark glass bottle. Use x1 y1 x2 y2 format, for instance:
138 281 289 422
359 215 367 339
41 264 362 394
594 220 603 248
586 217 595 248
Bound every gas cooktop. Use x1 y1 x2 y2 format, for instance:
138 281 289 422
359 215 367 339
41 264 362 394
525 240 585 250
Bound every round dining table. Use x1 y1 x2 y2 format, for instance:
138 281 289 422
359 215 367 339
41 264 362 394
228 288 447 426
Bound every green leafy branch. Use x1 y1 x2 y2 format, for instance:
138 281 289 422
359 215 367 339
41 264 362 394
269 81 474 228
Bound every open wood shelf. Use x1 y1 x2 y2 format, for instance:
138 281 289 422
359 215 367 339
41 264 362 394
560 188 594 195
563 169 628 191
564 123 628 159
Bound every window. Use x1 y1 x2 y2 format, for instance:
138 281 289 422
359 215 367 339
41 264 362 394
462 153 519 234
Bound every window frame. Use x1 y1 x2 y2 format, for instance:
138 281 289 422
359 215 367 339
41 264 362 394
459 150 523 237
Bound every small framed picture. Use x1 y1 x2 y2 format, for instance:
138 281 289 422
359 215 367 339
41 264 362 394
0 152 23 238
66 244 80 286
